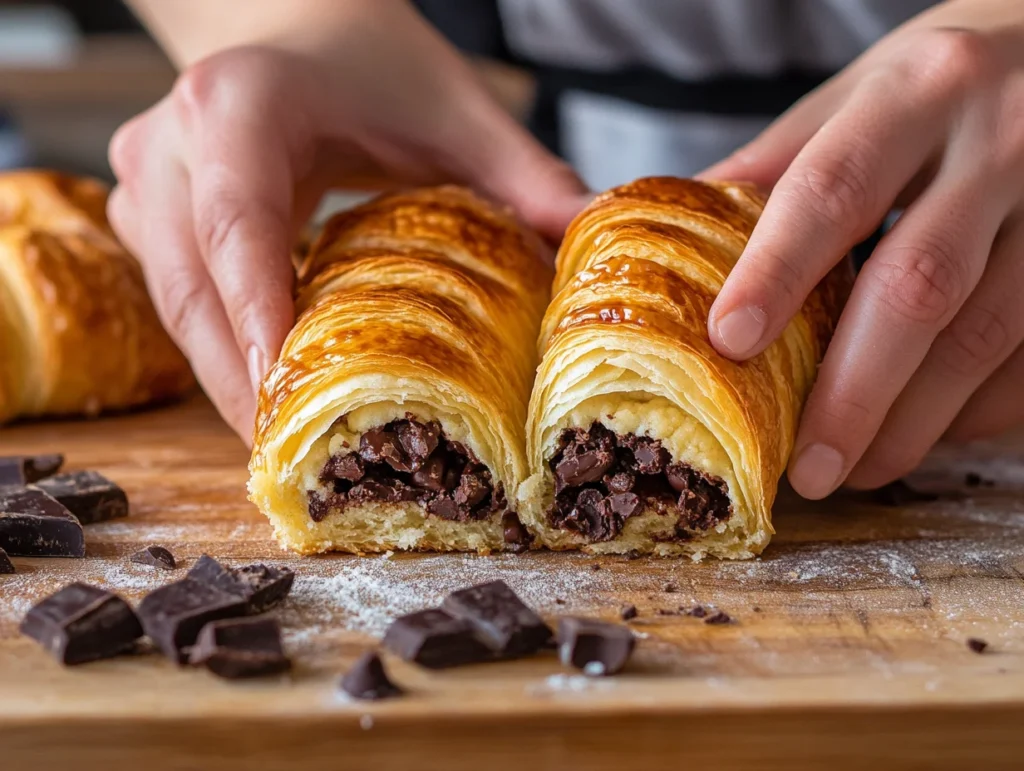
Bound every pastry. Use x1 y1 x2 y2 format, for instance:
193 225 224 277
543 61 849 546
0 170 193 424
519 177 851 559
249 186 551 554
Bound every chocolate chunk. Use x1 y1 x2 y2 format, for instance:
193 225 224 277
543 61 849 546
454 473 489 508
20 582 142 665
704 611 732 625
396 420 440 468
967 637 988 654
359 428 411 472
502 512 532 553
307 490 338 522
607 492 641 520
34 471 129 525
353 478 419 504
0 486 84 557
411 454 446 491
131 545 176 570
0 546 13 574
623 436 669 474
324 454 364 482
605 471 635 494
620 604 638 621
426 497 461 521
557 617 635 676
340 651 403 700
555 449 614 487
383 608 493 669
137 578 249 662
0 454 64 487
187 555 294 614
687 605 707 618
441 580 552 657
189 617 290 679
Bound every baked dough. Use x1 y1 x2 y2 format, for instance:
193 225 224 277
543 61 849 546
520 177 851 559
0 170 194 424
249 186 551 555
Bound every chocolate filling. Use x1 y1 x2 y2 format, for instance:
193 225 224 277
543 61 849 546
546 422 732 542
309 416 507 525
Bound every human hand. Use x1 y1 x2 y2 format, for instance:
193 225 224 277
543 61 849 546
108 2 587 442
702 0 1024 498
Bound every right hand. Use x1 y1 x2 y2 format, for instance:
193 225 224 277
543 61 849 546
108 4 588 443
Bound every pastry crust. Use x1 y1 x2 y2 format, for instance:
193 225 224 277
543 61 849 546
249 186 551 555
0 170 194 424
520 177 851 559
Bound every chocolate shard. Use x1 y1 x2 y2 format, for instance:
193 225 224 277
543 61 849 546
383 608 493 669
20 582 143 665
704 610 732 625
137 577 249 663
620 604 638 621
187 554 294 614
967 637 988 654
0 486 85 557
131 545 176 570
0 454 64 487
441 580 553 657
502 512 532 553
189 617 290 679
557 617 635 676
340 651 404 700
0 546 13 574
33 470 129 526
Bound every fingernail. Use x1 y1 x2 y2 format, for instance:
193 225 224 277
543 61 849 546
790 443 845 499
247 345 270 393
712 305 767 358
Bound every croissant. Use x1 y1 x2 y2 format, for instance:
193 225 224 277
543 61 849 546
519 177 851 559
249 186 551 555
0 170 193 424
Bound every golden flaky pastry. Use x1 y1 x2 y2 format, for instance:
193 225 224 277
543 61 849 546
249 186 551 555
520 177 851 559
0 170 193 424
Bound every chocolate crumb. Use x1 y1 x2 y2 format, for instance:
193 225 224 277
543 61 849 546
687 606 707 619
130 545 176 570
965 472 982 488
704 611 732 625
967 638 988 654
663 582 678 593
620 604 638 621
554 598 566 606
624 550 643 561
0 546 14 574
590 563 601 571
752 606 762 613
656 608 678 616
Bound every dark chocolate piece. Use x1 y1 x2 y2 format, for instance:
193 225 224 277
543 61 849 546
137 577 249 662
20 582 143 665
704 611 732 625
663 582 678 593
383 608 493 669
441 580 553 657
620 604 638 621
687 605 708 619
187 554 294 614
34 470 129 526
0 486 84 557
0 454 64 487
131 545 177 570
502 512 532 553
340 651 404 700
0 546 14 574
967 637 988 654
189 617 290 679
557 617 635 676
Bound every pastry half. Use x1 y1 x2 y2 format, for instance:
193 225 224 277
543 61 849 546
0 170 193 424
520 177 851 559
249 186 551 555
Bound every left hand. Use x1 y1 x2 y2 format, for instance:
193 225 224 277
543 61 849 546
701 0 1024 499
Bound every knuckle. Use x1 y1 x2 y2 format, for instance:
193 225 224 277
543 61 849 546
934 303 1012 376
108 116 145 184
868 236 967 326
787 151 876 235
194 196 248 265
743 248 806 308
157 271 210 344
908 28 997 98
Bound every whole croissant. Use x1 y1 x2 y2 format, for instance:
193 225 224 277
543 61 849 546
0 170 193 424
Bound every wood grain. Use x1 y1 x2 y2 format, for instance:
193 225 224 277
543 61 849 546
1 397 1023 770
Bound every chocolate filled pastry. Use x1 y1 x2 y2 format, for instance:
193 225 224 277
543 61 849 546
0 171 193 424
520 177 851 559
249 187 551 554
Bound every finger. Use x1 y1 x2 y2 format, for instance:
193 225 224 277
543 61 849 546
708 70 952 361
174 62 298 393
947 341 1024 442
786 170 1005 499
847 215 1024 487
108 120 258 442
697 76 847 188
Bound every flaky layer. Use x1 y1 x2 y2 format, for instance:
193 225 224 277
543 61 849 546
249 187 551 554
521 177 850 559
0 170 193 424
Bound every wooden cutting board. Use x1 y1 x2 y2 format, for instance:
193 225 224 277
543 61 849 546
1 396 1023 771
